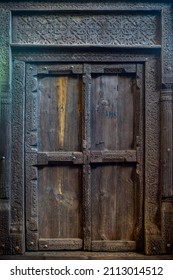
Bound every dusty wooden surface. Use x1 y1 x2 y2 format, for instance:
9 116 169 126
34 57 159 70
0 252 173 260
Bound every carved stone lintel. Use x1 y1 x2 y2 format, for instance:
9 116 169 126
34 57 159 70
12 13 160 46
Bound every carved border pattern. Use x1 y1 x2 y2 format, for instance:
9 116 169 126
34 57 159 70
25 64 39 251
144 58 162 254
0 9 11 254
0 1 168 11
0 9 10 87
10 60 25 254
12 13 160 46
161 5 173 254
13 50 157 63
162 6 173 83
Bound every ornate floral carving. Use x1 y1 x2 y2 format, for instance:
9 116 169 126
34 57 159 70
162 6 173 82
13 13 160 46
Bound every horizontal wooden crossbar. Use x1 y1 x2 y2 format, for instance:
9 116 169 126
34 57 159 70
39 238 83 251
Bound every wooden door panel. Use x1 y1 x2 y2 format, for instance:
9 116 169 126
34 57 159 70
91 164 136 241
38 75 82 151
38 165 82 239
90 66 142 252
91 74 136 150
25 63 143 252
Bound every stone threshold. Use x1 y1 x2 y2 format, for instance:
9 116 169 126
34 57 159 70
0 252 173 260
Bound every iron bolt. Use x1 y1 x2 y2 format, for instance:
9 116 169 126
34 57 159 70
167 243 171 248
1 244 5 249
44 244 48 248
72 156 76 160
30 242 34 246
167 148 171 152
1 156 5 160
15 246 20 252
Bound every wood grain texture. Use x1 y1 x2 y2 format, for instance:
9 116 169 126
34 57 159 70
38 165 82 239
39 238 83 251
92 241 136 252
38 75 82 151
91 74 136 150
91 164 135 242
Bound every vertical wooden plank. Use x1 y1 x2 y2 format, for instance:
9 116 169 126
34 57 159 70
118 75 136 149
91 74 135 150
91 164 135 241
83 64 92 250
26 68 84 250
91 74 118 150
38 75 82 152
38 165 82 239
135 64 144 251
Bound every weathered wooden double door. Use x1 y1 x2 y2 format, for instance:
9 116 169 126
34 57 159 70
26 63 143 252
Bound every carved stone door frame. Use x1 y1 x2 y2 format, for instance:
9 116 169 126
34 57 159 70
0 0 173 256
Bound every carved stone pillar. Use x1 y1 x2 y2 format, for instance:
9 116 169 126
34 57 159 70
161 83 173 254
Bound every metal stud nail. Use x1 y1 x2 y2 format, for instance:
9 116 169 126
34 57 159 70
15 246 20 252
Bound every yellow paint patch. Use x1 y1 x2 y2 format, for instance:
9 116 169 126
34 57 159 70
56 168 64 196
57 180 63 195
58 77 67 148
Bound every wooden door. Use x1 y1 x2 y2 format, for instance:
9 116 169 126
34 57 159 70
25 63 144 252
